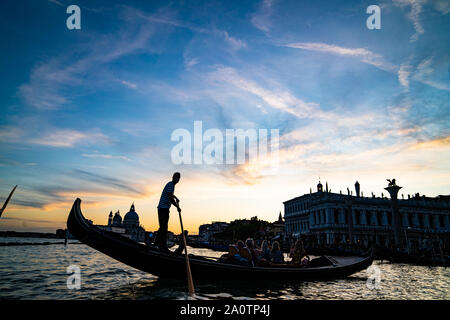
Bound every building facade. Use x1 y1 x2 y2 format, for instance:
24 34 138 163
198 221 230 242
284 181 450 251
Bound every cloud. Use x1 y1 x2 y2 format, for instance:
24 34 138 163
73 169 144 196
409 136 450 150
82 153 131 161
251 0 275 33
1 216 64 225
432 0 450 14
393 0 425 42
8 168 154 211
398 63 412 90
285 42 397 72
19 7 159 110
119 80 137 89
127 6 246 51
221 31 246 51
47 0 64 7
412 57 450 91
208 66 319 118
185 57 199 70
0 126 26 141
28 129 109 148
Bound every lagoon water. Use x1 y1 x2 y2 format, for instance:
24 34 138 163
0 238 449 300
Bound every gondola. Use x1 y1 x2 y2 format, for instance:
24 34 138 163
67 198 374 280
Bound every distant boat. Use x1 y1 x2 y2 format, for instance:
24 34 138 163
67 198 374 281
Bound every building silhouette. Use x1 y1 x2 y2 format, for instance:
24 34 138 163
284 180 450 252
98 204 146 242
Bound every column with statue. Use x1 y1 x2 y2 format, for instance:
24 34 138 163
385 179 403 249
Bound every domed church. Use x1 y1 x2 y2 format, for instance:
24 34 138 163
124 204 140 229
104 203 146 242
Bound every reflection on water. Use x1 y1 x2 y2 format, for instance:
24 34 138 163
0 239 448 300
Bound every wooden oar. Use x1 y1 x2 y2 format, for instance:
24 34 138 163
0 185 17 218
177 205 195 296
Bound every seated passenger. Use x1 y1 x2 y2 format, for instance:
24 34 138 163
238 241 253 265
270 241 284 264
259 240 271 261
228 243 240 256
289 240 306 264
245 238 260 265
228 240 252 266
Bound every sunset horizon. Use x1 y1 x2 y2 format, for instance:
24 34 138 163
1 0 449 235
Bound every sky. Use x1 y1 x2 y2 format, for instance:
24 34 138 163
0 0 449 234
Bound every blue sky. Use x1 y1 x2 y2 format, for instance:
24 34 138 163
0 0 449 233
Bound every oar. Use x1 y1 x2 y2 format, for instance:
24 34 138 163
177 205 195 296
0 185 17 218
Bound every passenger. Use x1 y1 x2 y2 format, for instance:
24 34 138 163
228 243 240 256
238 240 253 265
245 238 260 265
258 240 270 260
260 240 271 260
256 240 271 267
270 241 284 264
290 240 306 264
228 240 252 266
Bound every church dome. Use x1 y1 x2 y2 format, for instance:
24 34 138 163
124 204 139 223
112 211 122 225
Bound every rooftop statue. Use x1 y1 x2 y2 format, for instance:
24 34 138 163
386 179 397 187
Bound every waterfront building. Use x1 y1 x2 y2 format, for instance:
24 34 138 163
97 204 146 242
283 180 450 252
198 221 230 242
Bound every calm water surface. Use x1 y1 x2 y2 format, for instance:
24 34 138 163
0 238 448 300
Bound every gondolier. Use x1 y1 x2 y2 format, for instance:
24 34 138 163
154 172 181 252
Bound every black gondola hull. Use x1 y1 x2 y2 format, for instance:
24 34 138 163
67 199 374 281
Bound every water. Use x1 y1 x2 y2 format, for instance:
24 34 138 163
0 238 448 300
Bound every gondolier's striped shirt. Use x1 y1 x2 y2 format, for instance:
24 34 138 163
158 181 175 209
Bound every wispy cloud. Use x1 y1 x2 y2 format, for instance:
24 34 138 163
412 57 450 91
47 0 64 7
126 6 246 51
184 57 199 70
393 0 425 42
251 0 275 33
29 129 109 148
73 169 144 196
285 42 397 72
0 126 26 141
19 7 160 110
398 63 412 90
119 80 137 89
208 66 319 118
432 0 450 14
82 153 131 161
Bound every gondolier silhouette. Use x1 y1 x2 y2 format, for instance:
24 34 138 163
154 172 181 251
